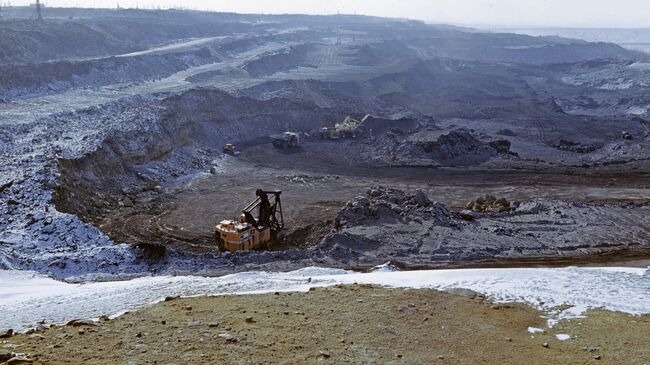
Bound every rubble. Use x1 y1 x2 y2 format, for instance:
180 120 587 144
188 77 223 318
313 187 650 267
465 195 517 213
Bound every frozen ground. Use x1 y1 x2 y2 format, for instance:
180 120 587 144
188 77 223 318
0 266 648 332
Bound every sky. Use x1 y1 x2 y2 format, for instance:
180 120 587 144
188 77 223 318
7 0 650 28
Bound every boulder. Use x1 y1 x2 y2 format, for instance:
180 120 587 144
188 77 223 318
66 319 98 327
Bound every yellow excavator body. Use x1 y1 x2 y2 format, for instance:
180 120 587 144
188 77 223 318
215 189 284 252
215 215 271 252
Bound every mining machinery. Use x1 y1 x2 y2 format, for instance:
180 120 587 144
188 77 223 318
270 132 300 149
215 189 284 252
321 114 371 139
223 143 241 156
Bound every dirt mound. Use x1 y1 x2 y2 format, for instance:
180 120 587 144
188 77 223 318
334 187 454 227
464 195 518 214
553 139 602 154
364 129 510 167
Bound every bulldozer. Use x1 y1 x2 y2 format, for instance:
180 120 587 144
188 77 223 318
270 132 300 149
215 189 284 252
321 114 371 139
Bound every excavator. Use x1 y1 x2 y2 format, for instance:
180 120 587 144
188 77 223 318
321 114 371 139
215 189 284 252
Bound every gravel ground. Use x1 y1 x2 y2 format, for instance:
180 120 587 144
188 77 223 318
2 285 648 364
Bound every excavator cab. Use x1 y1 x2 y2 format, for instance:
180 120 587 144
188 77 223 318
215 189 284 252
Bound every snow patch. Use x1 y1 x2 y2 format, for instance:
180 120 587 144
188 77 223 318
0 266 648 332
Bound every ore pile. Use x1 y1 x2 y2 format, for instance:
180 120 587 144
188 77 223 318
465 195 518 213
334 187 458 228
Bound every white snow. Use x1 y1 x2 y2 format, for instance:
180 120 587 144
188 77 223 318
555 334 571 341
528 327 545 334
0 266 648 332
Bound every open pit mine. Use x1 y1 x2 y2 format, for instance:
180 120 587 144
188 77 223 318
0 4 649 364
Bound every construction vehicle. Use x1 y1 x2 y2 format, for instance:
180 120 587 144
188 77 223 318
320 127 341 140
215 189 284 252
223 143 241 156
621 131 633 140
321 114 371 139
270 132 300 149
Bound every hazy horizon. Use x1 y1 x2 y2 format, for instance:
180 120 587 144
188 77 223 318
6 0 650 29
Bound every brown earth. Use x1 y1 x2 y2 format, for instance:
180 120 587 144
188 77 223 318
3 285 649 364
91 154 650 251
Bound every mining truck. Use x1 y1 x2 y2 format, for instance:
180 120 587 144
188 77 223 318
270 132 300 149
321 114 371 139
215 189 284 252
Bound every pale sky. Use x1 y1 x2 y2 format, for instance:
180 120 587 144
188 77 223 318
9 0 650 28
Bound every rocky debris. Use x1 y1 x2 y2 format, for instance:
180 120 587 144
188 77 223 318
620 131 633 140
444 288 485 299
414 130 499 165
66 319 98 327
487 139 512 154
313 187 650 267
0 350 14 362
465 195 517 213
218 332 240 343
364 128 509 167
187 320 202 328
398 303 417 313
0 180 13 194
0 329 13 338
6 355 33 364
553 139 601 154
334 187 449 229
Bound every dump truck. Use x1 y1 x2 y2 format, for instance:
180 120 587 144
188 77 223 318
270 132 300 148
321 114 371 139
215 189 284 252
320 127 340 140
223 144 241 156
